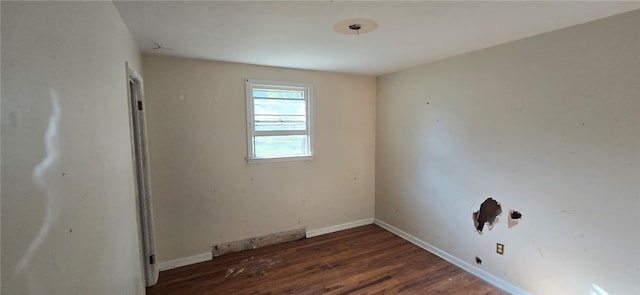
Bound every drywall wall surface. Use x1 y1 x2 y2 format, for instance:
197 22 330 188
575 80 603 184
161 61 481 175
376 9 639 294
142 55 376 262
1 2 144 294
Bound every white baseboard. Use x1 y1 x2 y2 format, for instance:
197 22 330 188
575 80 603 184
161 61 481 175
306 218 374 238
374 219 531 295
158 252 213 272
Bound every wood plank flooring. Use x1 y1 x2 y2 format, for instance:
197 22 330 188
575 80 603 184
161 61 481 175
147 225 507 294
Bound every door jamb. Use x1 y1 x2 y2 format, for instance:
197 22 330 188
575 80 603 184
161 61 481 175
126 62 158 287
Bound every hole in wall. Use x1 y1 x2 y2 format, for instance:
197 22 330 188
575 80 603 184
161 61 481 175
473 197 502 233
508 209 522 228
475 256 482 265
510 210 522 219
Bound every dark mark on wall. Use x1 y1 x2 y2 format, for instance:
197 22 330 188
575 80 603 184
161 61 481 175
473 197 502 233
475 256 482 265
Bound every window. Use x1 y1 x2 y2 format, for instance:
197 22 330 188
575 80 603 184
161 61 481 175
246 79 313 162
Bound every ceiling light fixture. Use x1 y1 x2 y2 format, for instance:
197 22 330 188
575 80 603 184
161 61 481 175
334 18 377 35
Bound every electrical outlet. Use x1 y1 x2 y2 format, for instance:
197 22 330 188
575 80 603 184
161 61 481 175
496 243 504 255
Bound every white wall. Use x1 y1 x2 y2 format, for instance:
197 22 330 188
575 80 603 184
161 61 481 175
376 9 639 295
142 55 376 263
1 2 145 294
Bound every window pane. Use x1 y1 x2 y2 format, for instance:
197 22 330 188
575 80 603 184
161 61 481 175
254 99 305 116
254 135 308 158
255 115 306 131
253 88 304 99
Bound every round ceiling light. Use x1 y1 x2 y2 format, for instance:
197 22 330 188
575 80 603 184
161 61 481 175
334 18 378 35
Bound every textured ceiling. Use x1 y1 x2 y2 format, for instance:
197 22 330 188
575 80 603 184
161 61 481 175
114 1 640 76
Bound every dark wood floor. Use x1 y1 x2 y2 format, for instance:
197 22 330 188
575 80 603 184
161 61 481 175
147 225 506 294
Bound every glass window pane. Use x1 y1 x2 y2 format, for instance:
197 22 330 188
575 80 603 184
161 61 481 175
254 135 308 158
255 115 306 131
254 99 305 116
253 88 303 99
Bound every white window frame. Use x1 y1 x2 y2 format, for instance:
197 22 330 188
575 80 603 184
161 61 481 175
245 79 314 163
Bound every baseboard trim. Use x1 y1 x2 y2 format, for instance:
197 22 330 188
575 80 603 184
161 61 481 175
306 218 374 238
374 219 531 295
158 252 213 272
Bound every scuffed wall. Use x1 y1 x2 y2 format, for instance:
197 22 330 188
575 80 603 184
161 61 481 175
1 2 145 294
142 55 376 263
376 9 640 294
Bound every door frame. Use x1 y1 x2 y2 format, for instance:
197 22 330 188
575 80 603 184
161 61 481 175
126 62 158 287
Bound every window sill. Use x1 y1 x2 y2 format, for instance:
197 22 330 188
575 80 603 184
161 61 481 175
247 155 314 164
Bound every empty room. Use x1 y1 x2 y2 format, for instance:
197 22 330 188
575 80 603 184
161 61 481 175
2 1 639 294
